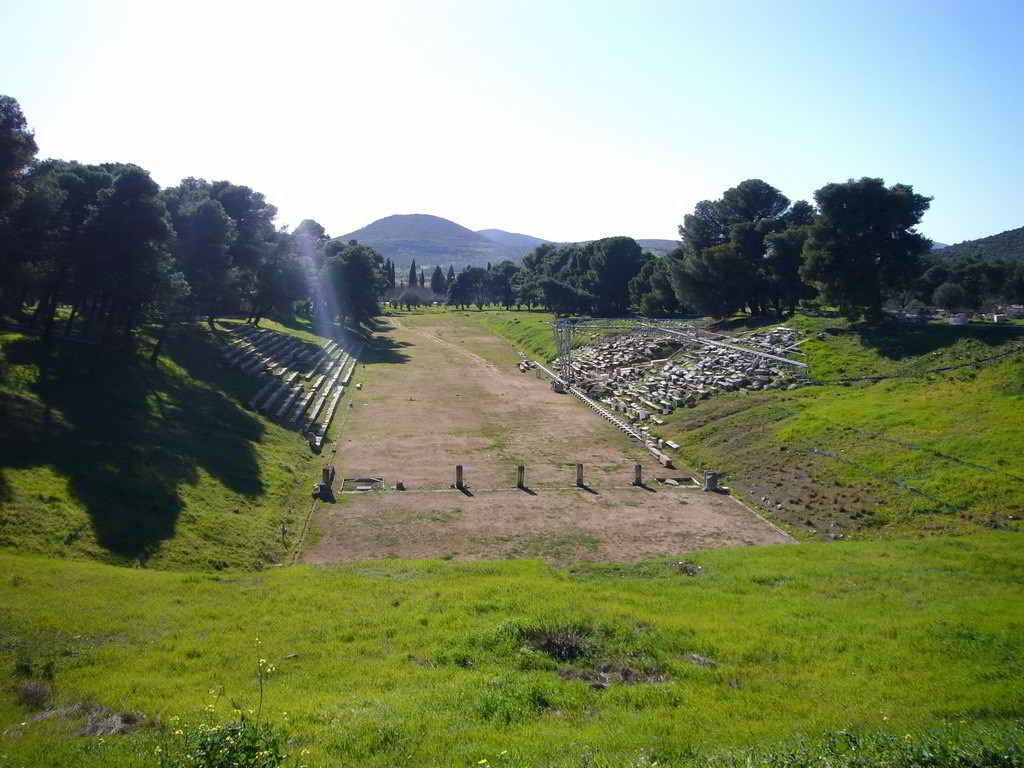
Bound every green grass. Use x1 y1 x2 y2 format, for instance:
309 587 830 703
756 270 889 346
0 319 332 569
786 315 1024 382
1 533 1022 766
662 315 1024 537
469 310 561 362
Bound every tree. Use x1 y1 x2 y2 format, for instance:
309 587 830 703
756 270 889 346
323 240 385 324
407 260 418 288
0 95 38 215
629 256 680 316
679 179 790 255
82 166 176 336
783 200 815 227
674 180 812 317
209 181 278 311
446 265 455 286
764 226 814 314
430 265 447 295
293 219 328 267
446 267 488 309
248 232 305 325
932 282 967 311
801 178 931 321
487 260 520 309
165 194 236 325
398 289 424 310
669 243 751 318
586 237 646 315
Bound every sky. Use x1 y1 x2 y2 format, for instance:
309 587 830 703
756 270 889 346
2 0 1022 244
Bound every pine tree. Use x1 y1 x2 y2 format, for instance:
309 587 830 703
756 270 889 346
430 265 446 294
408 260 418 288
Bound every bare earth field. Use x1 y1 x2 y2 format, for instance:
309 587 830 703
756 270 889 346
303 312 790 562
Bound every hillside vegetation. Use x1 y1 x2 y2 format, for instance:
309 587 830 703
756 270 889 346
934 225 1024 263
0 319 330 569
1 533 1021 766
664 314 1024 537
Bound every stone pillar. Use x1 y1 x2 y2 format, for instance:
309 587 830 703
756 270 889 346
516 465 525 489
576 463 584 488
633 463 643 486
703 470 720 492
456 465 464 489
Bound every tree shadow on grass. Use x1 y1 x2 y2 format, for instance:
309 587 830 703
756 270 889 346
0 333 265 562
845 321 1023 361
362 336 413 366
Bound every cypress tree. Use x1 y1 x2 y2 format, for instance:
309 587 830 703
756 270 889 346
408 260 418 288
430 265 446 294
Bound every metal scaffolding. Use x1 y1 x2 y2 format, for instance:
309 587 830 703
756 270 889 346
552 317 806 385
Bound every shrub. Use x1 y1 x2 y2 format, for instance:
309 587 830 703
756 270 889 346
158 716 288 768
15 680 53 710
521 622 594 662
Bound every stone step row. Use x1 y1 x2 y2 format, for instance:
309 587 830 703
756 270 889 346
305 343 363 450
301 351 350 430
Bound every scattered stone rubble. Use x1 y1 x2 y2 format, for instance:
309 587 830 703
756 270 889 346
555 326 806 437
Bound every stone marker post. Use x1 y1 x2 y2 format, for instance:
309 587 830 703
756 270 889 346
456 465 464 490
633 463 643 486
703 470 720 492
576 463 584 488
517 465 525 489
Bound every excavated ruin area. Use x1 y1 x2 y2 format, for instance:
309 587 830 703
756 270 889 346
302 314 790 563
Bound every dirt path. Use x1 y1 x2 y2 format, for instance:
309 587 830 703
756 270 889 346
302 312 790 563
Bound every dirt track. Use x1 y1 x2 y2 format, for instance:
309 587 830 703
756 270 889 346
302 312 790 563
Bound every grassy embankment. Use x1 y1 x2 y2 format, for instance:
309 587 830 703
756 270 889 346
660 315 1024 537
0 317 339 570
1 533 1022 766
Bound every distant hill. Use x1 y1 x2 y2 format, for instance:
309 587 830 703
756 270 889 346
477 229 550 254
931 242 949 250
340 213 682 268
339 214 523 269
931 226 1024 262
636 238 679 256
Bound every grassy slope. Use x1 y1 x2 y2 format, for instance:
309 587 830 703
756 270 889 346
659 315 1024 537
0 318 331 569
471 310 561 362
1 533 1022 766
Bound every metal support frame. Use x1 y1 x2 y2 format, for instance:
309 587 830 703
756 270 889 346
552 317 806 385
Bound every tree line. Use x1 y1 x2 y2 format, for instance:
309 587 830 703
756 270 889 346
5 91 1021 337
435 177 1023 320
0 95 386 356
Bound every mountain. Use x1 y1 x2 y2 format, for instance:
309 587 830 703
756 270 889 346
636 238 679 256
930 226 1024 263
477 229 550 254
339 214 514 269
931 242 949 250
339 213 683 268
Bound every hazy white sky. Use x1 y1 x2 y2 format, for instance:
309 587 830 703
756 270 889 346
3 0 1022 243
